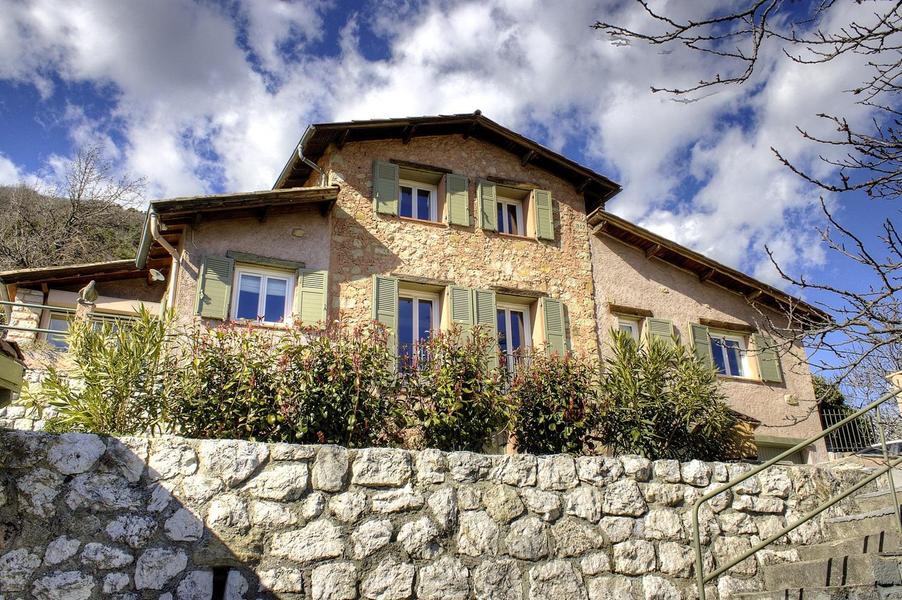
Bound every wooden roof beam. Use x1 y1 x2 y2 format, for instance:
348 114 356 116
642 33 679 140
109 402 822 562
336 128 350 149
746 290 763 303
699 268 716 283
402 125 417 144
645 244 663 260
521 149 535 166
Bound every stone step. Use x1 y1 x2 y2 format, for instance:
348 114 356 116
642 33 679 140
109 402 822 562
735 584 902 599
858 489 902 514
826 507 902 540
762 554 902 590
799 531 902 561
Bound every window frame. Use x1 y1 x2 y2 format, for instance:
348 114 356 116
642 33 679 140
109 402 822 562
709 330 752 379
497 301 533 371
230 264 296 326
398 179 439 222
398 288 440 368
496 195 526 236
46 312 72 349
616 316 641 342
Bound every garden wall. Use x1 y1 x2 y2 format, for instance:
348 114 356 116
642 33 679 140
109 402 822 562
0 430 870 599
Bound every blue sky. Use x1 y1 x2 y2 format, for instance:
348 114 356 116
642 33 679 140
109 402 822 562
0 0 897 351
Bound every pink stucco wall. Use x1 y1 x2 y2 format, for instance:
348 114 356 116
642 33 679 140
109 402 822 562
591 232 825 461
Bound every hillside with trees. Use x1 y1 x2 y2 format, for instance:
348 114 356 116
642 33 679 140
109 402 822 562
0 146 145 272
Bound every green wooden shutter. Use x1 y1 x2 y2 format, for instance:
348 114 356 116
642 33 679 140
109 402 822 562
644 318 675 346
473 288 498 369
448 286 475 338
373 160 399 216
196 255 234 320
293 269 328 326
534 189 554 240
446 174 470 226
542 297 566 355
690 323 713 369
753 333 784 383
372 275 399 353
478 180 497 231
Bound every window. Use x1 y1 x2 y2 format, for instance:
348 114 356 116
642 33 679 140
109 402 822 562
47 313 71 349
617 317 641 342
399 180 437 221
231 266 294 325
710 332 750 378
398 290 439 369
497 304 532 372
496 196 525 236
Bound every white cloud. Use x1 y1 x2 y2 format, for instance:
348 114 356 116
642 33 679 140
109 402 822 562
0 154 22 185
0 0 882 285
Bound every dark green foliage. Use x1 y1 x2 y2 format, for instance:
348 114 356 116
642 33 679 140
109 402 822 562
508 352 598 455
164 324 284 441
24 308 171 435
274 325 400 447
596 331 737 460
813 375 847 407
401 327 507 452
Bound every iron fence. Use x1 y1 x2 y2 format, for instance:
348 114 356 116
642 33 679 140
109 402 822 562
821 403 902 453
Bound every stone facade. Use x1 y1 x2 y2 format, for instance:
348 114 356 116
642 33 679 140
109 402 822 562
590 235 826 461
319 135 599 356
0 430 872 599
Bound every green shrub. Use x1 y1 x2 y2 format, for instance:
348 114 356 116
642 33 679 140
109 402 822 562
508 351 599 455
596 331 736 460
24 308 172 435
400 327 507 452
164 323 284 441
274 324 399 446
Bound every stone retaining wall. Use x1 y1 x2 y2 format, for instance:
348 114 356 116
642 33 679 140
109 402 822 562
0 430 870 599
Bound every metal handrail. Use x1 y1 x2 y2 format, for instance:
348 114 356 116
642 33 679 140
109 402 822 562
692 386 902 600
0 300 76 313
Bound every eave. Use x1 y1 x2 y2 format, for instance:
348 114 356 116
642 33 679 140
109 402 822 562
273 111 622 214
135 186 339 268
588 209 830 325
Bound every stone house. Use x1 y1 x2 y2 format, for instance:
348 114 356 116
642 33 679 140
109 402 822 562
0 112 827 461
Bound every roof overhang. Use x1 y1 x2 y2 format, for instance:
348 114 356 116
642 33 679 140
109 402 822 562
588 209 830 325
0 259 168 288
274 112 622 214
135 186 339 268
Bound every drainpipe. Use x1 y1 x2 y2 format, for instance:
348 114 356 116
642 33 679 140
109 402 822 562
297 145 327 187
150 212 180 311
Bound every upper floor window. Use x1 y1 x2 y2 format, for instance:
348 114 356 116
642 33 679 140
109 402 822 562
232 266 294 325
497 196 525 236
710 331 749 378
399 180 438 222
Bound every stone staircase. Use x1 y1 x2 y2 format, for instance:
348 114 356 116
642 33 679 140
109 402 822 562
737 489 902 599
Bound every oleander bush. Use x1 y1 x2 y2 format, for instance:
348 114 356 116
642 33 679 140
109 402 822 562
25 307 172 435
508 351 599 455
596 330 737 460
400 326 508 452
25 315 736 459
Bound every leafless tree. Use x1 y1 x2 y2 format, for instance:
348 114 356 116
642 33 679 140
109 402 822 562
595 2 902 401
754 200 901 401
595 1 902 199
0 146 145 271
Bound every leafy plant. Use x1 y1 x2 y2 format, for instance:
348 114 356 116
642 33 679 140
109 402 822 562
24 307 172 435
400 326 507 452
597 330 736 460
508 351 599 455
274 324 400 446
164 323 283 441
